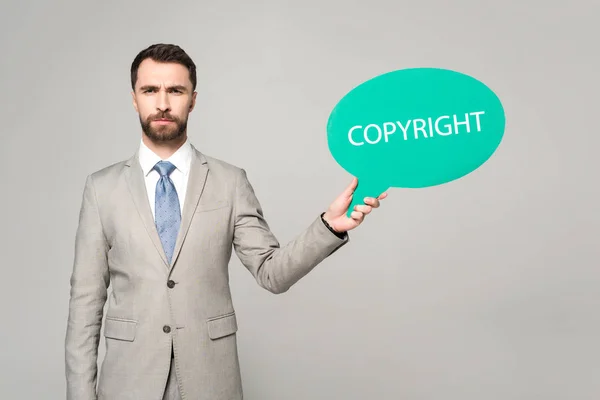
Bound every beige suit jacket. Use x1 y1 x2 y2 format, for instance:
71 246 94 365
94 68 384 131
64 145 349 400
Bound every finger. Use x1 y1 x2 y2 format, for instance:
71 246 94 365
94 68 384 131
342 177 359 199
363 197 379 208
350 210 364 221
377 192 388 200
354 204 373 214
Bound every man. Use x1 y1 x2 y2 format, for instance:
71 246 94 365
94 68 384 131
64 43 387 400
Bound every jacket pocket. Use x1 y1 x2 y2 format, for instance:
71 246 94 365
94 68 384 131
104 317 137 341
195 200 231 213
207 312 238 340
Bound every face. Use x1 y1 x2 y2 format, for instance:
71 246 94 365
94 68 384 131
132 58 197 143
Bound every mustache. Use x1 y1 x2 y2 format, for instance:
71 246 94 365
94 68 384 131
148 112 178 121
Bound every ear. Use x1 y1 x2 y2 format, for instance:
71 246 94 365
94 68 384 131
131 91 139 113
189 91 197 112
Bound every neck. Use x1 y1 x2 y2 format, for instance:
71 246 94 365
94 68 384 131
142 134 187 159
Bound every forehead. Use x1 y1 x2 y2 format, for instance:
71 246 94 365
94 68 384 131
136 58 191 88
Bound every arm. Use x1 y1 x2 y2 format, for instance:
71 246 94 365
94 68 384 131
232 169 349 294
64 174 110 400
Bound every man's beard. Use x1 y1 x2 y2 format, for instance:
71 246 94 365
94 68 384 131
140 112 187 142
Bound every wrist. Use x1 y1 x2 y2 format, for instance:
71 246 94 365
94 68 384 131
321 212 345 236
321 212 336 230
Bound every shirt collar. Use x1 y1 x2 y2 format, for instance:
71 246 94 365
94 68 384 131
138 137 193 177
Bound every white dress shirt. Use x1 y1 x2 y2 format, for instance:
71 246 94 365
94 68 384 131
138 138 193 220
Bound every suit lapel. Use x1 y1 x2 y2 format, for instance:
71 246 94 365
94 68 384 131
124 151 169 268
124 145 209 271
169 146 209 269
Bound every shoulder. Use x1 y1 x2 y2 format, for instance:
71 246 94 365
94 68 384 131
201 153 247 180
87 159 128 185
199 153 260 198
78 149 133 196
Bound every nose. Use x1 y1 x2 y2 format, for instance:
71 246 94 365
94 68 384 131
156 89 170 112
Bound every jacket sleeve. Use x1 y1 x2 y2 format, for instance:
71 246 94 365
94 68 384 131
64 174 110 400
232 168 349 294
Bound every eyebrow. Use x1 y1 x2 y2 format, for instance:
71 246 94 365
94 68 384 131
139 84 189 93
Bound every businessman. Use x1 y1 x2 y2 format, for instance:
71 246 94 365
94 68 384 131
64 43 387 400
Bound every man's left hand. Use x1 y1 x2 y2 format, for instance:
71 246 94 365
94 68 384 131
322 177 388 234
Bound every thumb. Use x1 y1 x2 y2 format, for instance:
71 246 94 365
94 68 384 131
341 177 358 199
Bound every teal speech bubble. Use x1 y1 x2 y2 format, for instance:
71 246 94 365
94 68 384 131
327 68 506 217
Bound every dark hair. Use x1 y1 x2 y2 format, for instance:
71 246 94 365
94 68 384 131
130 43 197 91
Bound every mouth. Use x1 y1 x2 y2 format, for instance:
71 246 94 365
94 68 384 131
152 119 175 124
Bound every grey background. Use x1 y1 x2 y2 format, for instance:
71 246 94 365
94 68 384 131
1 0 598 399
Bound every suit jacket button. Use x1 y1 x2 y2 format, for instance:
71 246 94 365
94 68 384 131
163 325 171 333
167 280 175 288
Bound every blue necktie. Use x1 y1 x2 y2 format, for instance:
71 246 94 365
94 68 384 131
154 161 181 263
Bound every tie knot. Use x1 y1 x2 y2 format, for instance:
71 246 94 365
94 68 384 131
153 161 176 177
